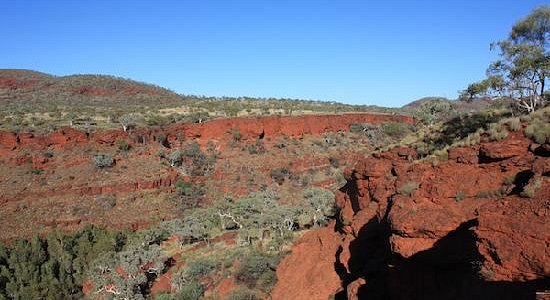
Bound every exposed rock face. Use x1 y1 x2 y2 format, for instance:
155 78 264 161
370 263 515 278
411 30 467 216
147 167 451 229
0 113 414 152
271 223 343 300
274 134 549 300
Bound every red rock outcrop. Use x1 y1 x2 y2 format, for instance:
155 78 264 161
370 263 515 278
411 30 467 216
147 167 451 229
0 113 414 152
271 222 343 300
274 133 550 300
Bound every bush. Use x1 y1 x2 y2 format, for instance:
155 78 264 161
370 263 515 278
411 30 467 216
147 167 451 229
397 181 419 197
521 178 542 198
119 113 140 132
502 117 521 131
247 140 266 155
525 119 550 144
92 154 114 168
116 138 131 151
235 251 277 288
503 174 516 186
184 257 217 280
231 128 243 143
270 168 291 185
225 288 262 300
175 180 204 197
488 123 509 141
302 188 337 227
174 281 203 300
157 134 168 147
476 187 507 199
455 191 465 202
381 122 411 138
95 195 116 210
168 150 183 167
183 141 202 158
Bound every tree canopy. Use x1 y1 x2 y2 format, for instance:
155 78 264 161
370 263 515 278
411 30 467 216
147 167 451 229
460 5 549 112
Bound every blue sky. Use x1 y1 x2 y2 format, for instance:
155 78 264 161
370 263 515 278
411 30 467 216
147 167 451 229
0 0 546 107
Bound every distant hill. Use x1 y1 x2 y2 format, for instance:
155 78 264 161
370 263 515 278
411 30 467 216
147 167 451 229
0 69 184 106
0 69 401 131
402 96 499 112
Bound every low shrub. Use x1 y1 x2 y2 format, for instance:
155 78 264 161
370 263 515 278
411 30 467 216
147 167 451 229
397 181 419 197
184 257 217 280
487 123 509 141
525 119 550 144
235 251 278 289
116 138 131 152
476 187 507 199
503 174 516 186
521 178 542 198
173 281 203 300
381 122 412 138
231 128 243 143
168 150 183 167
455 191 466 202
92 154 114 168
270 168 291 185
225 288 262 300
501 117 521 131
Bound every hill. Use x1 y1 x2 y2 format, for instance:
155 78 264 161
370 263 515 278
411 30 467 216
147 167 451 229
402 96 500 112
0 69 401 132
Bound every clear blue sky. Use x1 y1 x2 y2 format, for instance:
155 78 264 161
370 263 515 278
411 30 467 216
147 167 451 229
0 0 546 107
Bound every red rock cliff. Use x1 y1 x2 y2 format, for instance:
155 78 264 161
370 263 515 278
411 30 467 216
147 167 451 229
273 132 549 300
0 113 414 151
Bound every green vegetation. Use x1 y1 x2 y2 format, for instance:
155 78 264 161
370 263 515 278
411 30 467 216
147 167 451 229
521 178 542 198
487 123 509 141
455 191 466 202
397 181 420 197
0 226 125 299
460 6 549 113
225 288 262 300
235 250 279 290
525 116 550 144
92 154 114 168
270 167 292 185
475 187 507 199
0 70 402 132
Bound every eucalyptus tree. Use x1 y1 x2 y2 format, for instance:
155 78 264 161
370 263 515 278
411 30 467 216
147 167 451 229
461 6 549 112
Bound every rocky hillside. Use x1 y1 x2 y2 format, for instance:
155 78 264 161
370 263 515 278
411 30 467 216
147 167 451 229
0 69 400 132
0 112 414 241
273 122 549 299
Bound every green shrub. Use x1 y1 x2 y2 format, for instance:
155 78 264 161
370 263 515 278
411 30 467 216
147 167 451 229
521 178 542 198
502 117 521 131
116 138 131 151
92 154 114 168
270 168 291 185
231 128 243 143
168 150 183 167
397 181 419 197
381 122 411 138
476 187 507 199
247 140 266 155
31 168 43 175
488 123 509 141
455 191 465 202
235 251 278 288
174 281 203 300
184 257 217 280
525 120 550 144
225 287 262 300
157 134 168 146
503 174 516 186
